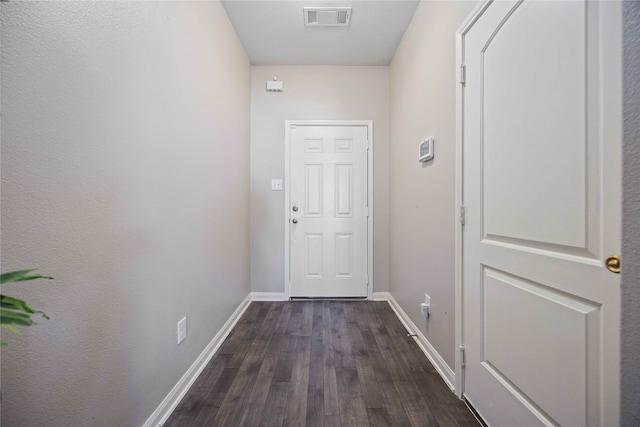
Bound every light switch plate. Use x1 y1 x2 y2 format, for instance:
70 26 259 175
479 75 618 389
271 179 283 191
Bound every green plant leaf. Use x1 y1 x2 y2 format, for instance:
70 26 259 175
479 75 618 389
0 270 53 347
0 269 53 285
1 323 21 334
1 295 49 319
1 308 35 327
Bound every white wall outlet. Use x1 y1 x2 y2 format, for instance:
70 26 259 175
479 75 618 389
177 317 187 345
271 179 283 191
421 293 431 318
420 302 430 318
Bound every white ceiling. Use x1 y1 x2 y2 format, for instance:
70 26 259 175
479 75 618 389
221 1 420 66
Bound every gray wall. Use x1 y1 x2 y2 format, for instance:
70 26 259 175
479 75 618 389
389 0 477 370
0 2 251 426
622 1 640 425
250 66 390 294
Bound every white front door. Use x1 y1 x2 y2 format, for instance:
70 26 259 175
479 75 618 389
288 124 369 298
460 1 621 426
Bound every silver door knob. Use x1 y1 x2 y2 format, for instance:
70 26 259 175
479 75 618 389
292 206 298 212
292 218 298 224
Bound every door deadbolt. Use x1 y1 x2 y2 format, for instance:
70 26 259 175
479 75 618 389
292 206 298 212
605 255 621 274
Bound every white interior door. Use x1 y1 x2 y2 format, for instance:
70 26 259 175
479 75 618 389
460 1 621 426
289 124 369 298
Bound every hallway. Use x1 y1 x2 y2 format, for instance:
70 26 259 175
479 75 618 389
2 2 636 425
165 301 479 426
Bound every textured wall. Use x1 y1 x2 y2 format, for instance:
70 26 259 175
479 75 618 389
389 0 477 370
250 66 390 294
622 1 640 425
0 2 250 426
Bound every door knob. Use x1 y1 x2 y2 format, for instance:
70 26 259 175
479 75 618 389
292 218 298 224
292 206 298 212
605 255 621 274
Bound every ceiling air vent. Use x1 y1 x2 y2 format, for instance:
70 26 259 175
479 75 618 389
304 7 352 27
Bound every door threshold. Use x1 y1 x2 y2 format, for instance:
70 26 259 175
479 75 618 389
289 296 368 301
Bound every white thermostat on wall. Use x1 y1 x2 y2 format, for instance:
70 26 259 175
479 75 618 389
419 137 434 162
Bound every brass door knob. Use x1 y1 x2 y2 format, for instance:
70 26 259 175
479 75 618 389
605 255 621 274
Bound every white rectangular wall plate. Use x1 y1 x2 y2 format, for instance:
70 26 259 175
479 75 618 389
271 179 283 191
177 317 187 345
421 293 431 318
419 137 434 162
420 302 430 318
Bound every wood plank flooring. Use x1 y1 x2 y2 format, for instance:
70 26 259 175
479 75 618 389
164 301 479 427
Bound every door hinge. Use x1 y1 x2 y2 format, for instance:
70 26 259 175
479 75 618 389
459 64 466 85
459 346 466 368
365 207 369 217
459 205 466 225
367 140 370 150
366 275 369 285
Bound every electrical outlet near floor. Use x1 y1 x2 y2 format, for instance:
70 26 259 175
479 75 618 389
420 293 431 318
177 317 187 345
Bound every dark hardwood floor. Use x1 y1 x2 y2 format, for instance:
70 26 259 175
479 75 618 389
164 301 479 427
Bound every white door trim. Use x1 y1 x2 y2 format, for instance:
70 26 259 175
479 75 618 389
454 0 492 399
284 120 374 300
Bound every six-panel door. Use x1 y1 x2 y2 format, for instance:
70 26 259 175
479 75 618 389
289 125 369 298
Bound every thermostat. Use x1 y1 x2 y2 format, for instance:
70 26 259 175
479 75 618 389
419 137 434 162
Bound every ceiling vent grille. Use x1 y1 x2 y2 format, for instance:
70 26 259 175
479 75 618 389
304 7 352 27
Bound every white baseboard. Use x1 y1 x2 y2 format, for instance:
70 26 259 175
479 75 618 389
142 293 253 427
386 293 456 391
252 292 286 301
372 291 390 301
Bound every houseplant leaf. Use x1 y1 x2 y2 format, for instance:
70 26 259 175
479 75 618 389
1 269 53 345
1 307 35 327
1 295 49 319
1 269 53 285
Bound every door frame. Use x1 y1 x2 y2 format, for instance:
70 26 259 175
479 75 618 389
284 120 374 300
454 0 493 398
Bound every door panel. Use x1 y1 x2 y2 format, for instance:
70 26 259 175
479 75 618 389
336 137 353 152
482 0 587 249
481 268 600 427
335 164 353 217
335 233 353 277
305 164 323 217
305 137 324 153
306 234 323 277
461 1 621 426
290 125 368 297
